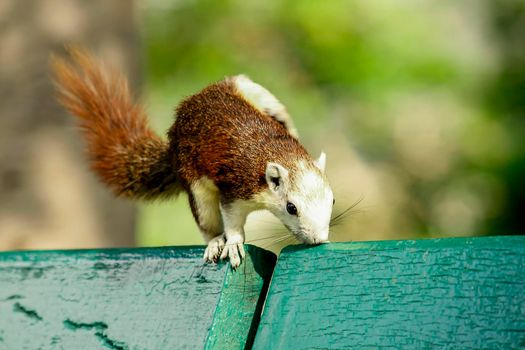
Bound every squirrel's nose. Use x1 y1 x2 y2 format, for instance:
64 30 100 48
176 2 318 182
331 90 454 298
316 229 329 243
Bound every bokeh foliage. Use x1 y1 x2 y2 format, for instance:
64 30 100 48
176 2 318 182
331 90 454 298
137 0 525 248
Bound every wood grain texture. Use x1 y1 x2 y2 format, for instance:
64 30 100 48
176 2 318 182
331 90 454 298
0 244 275 350
252 236 525 350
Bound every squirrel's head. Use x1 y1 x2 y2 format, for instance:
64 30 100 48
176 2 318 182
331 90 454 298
263 153 334 244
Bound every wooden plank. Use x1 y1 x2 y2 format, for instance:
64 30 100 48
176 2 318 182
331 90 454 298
252 236 525 349
0 244 275 350
205 246 275 350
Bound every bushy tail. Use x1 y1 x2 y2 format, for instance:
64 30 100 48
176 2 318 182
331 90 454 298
52 49 180 200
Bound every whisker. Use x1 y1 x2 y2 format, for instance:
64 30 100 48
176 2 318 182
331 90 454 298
249 223 287 233
247 226 292 240
330 196 364 227
248 218 283 225
273 235 294 244
265 235 295 249
246 234 290 243
249 229 291 240
218 238 285 247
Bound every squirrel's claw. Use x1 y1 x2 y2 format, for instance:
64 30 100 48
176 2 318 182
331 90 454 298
220 236 245 269
203 235 226 263
203 234 245 268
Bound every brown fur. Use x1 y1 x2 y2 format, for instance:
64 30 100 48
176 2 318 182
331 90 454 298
169 78 313 202
52 50 315 205
52 49 179 200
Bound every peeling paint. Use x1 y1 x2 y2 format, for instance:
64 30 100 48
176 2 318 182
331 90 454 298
0 294 24 303
63 319 108 331
50 336 61 345
13 302 42 321
63 319 128 350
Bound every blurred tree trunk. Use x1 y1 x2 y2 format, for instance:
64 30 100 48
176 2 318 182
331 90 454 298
0 0 141 249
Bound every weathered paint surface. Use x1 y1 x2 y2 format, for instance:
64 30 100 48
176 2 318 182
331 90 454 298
0 245 275 350
253 236 525 349
205 246 275 350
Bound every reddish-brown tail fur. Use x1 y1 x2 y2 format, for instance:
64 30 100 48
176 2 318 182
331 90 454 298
52 49 179 200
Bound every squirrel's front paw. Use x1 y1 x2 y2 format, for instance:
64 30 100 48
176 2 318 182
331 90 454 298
203 235 226 263
220 236 245 269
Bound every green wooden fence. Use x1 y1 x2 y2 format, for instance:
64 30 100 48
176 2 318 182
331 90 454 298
0 236 524 349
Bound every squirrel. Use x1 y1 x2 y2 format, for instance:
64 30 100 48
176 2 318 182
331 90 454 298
52 49 334 268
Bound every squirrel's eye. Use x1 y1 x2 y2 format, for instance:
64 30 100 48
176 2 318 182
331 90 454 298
286 202 298 216
333 198 336 205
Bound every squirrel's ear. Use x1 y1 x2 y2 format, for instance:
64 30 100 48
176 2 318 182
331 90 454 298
265 162 289 193
314 152 326 172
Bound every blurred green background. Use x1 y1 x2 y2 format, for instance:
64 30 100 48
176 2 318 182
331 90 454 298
2 0 522 252
136 0 525 251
